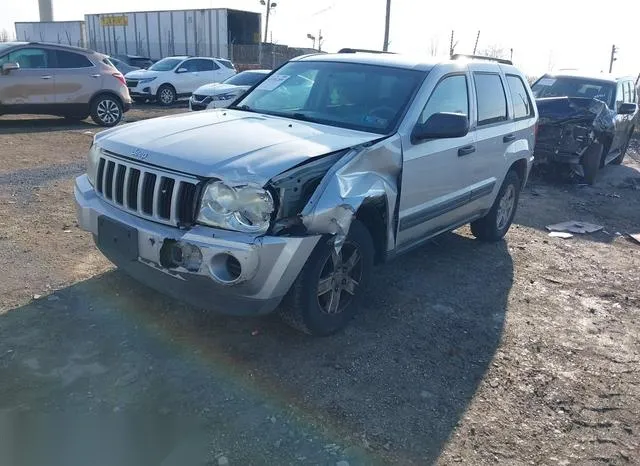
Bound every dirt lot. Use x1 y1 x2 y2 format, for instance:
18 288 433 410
1 108 639 466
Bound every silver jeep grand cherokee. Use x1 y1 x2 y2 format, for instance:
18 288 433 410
75 51 537 335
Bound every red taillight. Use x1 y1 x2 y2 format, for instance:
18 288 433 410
112 72 126 86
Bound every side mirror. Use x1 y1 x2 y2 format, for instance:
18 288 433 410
176 67 188 73
412 112 469 143
618 102 637 115
2 62 19 74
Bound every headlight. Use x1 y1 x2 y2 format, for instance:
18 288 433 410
87 142 101 186
138 77 156 83
197 181 274 233
212 93 237 101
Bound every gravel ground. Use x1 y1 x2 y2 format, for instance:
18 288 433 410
0 108 639 466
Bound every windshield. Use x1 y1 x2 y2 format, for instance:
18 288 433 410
223 71 268 87
234 61 425 134
149 58 182 72
532 76 616 108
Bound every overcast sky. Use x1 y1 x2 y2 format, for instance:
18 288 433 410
2 0 639 77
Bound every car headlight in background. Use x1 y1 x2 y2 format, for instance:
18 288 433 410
87 142 101 186
138 77 156 84
197 181 274 234
212 93 237 101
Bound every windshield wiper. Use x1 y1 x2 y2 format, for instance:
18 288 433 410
231 104 256 113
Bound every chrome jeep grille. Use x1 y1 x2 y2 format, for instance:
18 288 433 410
95 152 199 227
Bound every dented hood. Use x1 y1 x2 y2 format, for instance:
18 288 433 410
95 109 381 185
536 97 615 133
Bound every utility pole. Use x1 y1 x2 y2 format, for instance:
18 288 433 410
473 30 480 55
609 44 618 73
449 30 456 58
510 48 513 61
318 29 323 52
261 0 277 43
382 0 391 51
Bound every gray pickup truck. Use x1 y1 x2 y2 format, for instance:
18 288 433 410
75 51 537 335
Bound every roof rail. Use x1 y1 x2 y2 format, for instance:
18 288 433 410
338 48 395 54
451 54 512 65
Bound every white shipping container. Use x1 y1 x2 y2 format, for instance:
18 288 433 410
85 9 260 61
14 21 87 48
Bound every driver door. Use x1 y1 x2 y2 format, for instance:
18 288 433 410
0 47 55 106
174 59 200 94
397 72 477 247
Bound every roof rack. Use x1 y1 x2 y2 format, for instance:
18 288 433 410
451 54 512 65
338 48 395 54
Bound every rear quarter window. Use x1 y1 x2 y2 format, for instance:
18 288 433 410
218 59 235 69
506 75 534 119
474 72 508 125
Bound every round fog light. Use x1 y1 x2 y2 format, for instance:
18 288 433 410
209 253 242 284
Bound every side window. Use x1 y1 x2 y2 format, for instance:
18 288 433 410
474 72 508 125
180 60 199 73
506 75 534 119
195 59 217 71
419 75 468 124
6 48 52 69
55 50 93 68
616 82 624 107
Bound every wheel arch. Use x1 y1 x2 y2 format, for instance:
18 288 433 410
89 90 124 108
355 196 389 264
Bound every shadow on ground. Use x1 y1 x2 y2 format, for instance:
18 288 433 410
0 233 512 465
0 117 96 134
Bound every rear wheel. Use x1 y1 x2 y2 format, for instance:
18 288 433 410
581 142 603 184
471 170 521 242
279 220 374 336
612 128 634 165
90 94 123 127
157 85 176 106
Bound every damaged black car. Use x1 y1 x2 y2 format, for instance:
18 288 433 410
532 73 638 183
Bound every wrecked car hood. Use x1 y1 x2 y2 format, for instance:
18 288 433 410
535 97 616 154
95 109 381 185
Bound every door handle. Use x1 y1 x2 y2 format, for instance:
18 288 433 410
458 145 476 157
41 75 52 80
503 134 516 143
90 74 100 78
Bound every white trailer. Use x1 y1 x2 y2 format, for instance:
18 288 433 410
85 8 260 61
15 21 87 48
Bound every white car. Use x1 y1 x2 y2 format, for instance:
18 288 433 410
189 69 270 111
125 56 236 106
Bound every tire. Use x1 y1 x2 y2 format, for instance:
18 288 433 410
279 220 374 336
612 128 634 165
157 85 176 106
581 142 603 185
132 97 148 104
471 170 522 242
90 94 123 127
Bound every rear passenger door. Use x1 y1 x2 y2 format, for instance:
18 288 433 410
468 65 512 205
51 49 98 105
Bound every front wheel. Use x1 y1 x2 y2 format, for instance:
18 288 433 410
612 128 634 165
90 95 123 127
581 142 603 185
157 85 176 106
471 170 521 242
279 220 374 336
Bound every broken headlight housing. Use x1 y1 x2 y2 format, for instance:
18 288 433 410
197 181 275 234
87 142 101 186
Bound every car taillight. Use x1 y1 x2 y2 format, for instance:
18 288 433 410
112 72 126 86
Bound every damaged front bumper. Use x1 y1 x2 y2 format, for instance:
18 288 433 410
74 174 320 315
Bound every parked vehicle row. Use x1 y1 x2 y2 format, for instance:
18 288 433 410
75 50 540 335
125 56 237 106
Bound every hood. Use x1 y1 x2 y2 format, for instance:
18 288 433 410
193 83 247 96
536 96 615 133
95 109 382 185
124 69 162 79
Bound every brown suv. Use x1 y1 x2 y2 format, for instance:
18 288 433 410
0 42 132 127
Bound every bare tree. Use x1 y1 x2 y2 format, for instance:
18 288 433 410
476 44 508 59
0 29 9 42
428 35 439 57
